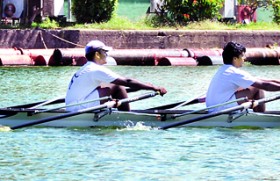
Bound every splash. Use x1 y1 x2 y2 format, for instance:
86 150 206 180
117 121 153 131
0 126 12 132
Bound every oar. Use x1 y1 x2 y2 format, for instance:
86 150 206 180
169 93 205 110
29 96 65 109
7 97 65 109
147 94 205 110
34 96 111 113
159 94 280 130
10 91 160 130
33 88 138 112
172 97 248 118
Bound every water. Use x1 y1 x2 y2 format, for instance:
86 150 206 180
1 65 280 180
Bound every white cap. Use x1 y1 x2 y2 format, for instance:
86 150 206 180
85 40 112 54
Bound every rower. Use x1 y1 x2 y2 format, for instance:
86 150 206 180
65 40 167 112
206 41 280 113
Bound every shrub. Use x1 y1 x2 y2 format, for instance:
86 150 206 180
271 0 280 24
31 17 59 29
155 0 224 26
72 0 118 24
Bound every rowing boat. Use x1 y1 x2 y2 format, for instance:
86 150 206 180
1 106 280 129
1 92 280 129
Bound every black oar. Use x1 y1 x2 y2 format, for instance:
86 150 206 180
169 93 205 110
148 95 205 110
159 94 280 130
11 91 160 130
34 96 111 114
29 96 65 109
7 97 65 109
172 97 248 118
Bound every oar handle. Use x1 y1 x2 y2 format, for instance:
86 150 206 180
117 91 160 106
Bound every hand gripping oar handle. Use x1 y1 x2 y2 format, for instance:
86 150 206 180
159 94 280 130
11 91 160 130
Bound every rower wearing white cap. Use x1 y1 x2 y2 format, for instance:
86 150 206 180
65 40 167 111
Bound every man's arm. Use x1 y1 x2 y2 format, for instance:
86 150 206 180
252 79 280 91
111 77 167 95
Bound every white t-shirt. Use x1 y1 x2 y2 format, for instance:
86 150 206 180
206 65 257 112
65 61 120 111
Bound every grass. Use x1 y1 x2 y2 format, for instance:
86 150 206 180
185 20 280 30
66 16 280 31
2 15 280 30
71 16 150 30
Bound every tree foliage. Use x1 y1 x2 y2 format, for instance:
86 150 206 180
271 0 280 23
72 0 117 23
151 0 223 26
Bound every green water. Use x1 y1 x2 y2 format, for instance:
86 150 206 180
1 65 280 180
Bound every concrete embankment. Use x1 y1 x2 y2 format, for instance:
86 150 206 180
0 29 279 49
0 29 279 66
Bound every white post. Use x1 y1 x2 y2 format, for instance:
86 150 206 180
53 0 64 16
68 0 72 21
223 0 235 18
150 0 163 13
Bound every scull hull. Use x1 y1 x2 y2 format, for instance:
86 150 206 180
1 109 280 128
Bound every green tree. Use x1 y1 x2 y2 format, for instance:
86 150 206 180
158 0 223 25
271 0 280 23
72 0 117 23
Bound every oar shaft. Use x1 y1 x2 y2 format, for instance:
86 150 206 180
36 96 111 113
253 94 280 106
29 96 65 109
160 102 252 130
117 91 159 105
173 97 247 118
11 103 112 130
11 91 159 130
170 93 205 110
160 94 280 130
7 98 65 109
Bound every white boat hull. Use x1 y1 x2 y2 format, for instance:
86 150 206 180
1 109 280 128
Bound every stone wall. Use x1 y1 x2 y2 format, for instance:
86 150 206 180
0 29 279 49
